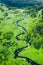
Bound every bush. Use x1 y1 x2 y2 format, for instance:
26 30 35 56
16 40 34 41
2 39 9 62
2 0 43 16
34 42 41 50
0 31 2 35
25 20 43 49
36 22 43 35
3 13 8 17
3 41 15 48
3 31 13 40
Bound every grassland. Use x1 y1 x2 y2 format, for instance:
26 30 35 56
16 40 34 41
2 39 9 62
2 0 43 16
0 3 43 65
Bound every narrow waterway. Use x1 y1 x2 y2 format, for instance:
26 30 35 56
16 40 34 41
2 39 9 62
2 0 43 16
14 16 40 65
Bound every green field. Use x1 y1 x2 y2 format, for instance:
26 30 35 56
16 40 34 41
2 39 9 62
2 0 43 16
0 3 43 65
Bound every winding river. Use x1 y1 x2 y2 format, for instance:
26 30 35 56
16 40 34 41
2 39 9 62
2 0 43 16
14 16 40 65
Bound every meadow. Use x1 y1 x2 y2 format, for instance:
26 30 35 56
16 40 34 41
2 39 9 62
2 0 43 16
0 3 43 65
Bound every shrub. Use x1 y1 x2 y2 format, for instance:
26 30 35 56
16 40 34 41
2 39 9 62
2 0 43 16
36 22 43 35
3 31 13 40
25 20 43 49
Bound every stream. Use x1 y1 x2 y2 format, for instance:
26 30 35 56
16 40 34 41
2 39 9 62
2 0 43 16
14 16 40 65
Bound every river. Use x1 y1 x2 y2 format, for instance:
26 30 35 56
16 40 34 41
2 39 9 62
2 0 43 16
14 16 40 65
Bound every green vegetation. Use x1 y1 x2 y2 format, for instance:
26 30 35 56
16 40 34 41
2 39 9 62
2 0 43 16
0 3 43 65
